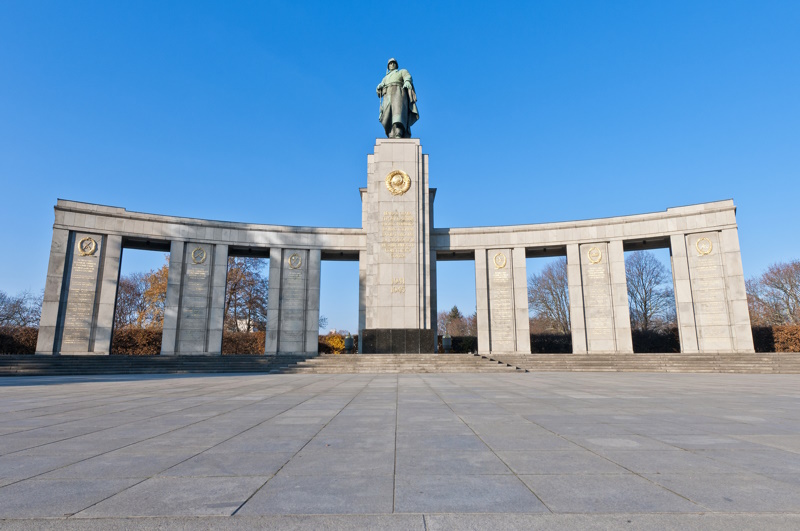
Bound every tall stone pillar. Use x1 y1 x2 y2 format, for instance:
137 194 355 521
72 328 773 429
36 228 70 354
265 248 321 355
608 241 633 353
92 235 122 354
206 244 229 355
40 231 120 355
161 241 184 355
685 231 754 353
475 251 490 354
161 242 227 355
475 248 530 354
670 234 699 353
566 244 588 353
720 228 754 352
361 138 435 353
358 249 367 354
578 242 631 353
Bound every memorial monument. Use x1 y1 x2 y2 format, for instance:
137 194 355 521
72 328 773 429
35 58 755 357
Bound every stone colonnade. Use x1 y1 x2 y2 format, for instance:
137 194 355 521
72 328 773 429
36 197 753 356
433 201 754 354
35 201 363 356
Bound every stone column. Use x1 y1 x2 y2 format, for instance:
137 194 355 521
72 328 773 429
512 248 532 353
475 251 490 354
477 248 529 354
265 247 282 355
720 228 754 352
177 243 216 354
685 232 733 351
430 254 438 352
206 244 229 355
56 232 107 355
579 242 618 352
608 241 633 353
670 234 699 353
566 244 588 353
358 249 367 354
160 241 184 355
305 249 322 353
36 228 70 355
265 248 320 356
92 235 122 354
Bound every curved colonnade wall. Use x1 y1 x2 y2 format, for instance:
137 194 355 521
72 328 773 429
35 197 753 356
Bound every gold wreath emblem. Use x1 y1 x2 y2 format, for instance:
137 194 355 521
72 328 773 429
78 237 97 256
288 253 302 269
191 247 207 264
696 237 713 256
587 247 602 264
493 252 507 269
385 170 411 196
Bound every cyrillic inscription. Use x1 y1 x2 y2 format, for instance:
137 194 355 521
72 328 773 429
381 211 415 258
62 237 101 349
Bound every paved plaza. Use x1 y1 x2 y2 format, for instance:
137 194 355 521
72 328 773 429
1 372 799 529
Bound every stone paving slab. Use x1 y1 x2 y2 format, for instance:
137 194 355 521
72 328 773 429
0 372 799 527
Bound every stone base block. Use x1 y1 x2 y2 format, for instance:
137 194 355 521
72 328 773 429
360 329 435 354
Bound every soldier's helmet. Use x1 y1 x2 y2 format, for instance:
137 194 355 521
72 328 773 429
387 58 398 68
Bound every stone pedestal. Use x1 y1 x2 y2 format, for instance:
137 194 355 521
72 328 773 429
360 139 436 352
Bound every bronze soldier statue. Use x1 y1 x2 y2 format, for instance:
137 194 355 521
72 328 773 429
376 58 419 138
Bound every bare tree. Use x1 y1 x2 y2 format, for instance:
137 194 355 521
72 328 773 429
626 251 675 331
0 290 42 328
527 258 571 334
747 260 800 325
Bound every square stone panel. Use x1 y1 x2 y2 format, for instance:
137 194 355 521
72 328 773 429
394 474 547 513
390 329 406 354
520 474 701 513
0 478 141 518
236 474 394 515
405 329 420 353
158 452 294 478
496 450 628 475
396 449 512 475
77 476 268 517
645 473 800 512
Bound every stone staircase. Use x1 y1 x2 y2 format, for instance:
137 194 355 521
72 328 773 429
0 355 309 377
483 353 800 373
3 353 800 377
281 354 522 374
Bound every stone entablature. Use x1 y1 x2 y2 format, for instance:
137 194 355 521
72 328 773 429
52 200 366 251
37 146 753 357
431 201 738 251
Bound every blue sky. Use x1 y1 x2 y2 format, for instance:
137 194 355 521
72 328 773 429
1 1 798 333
